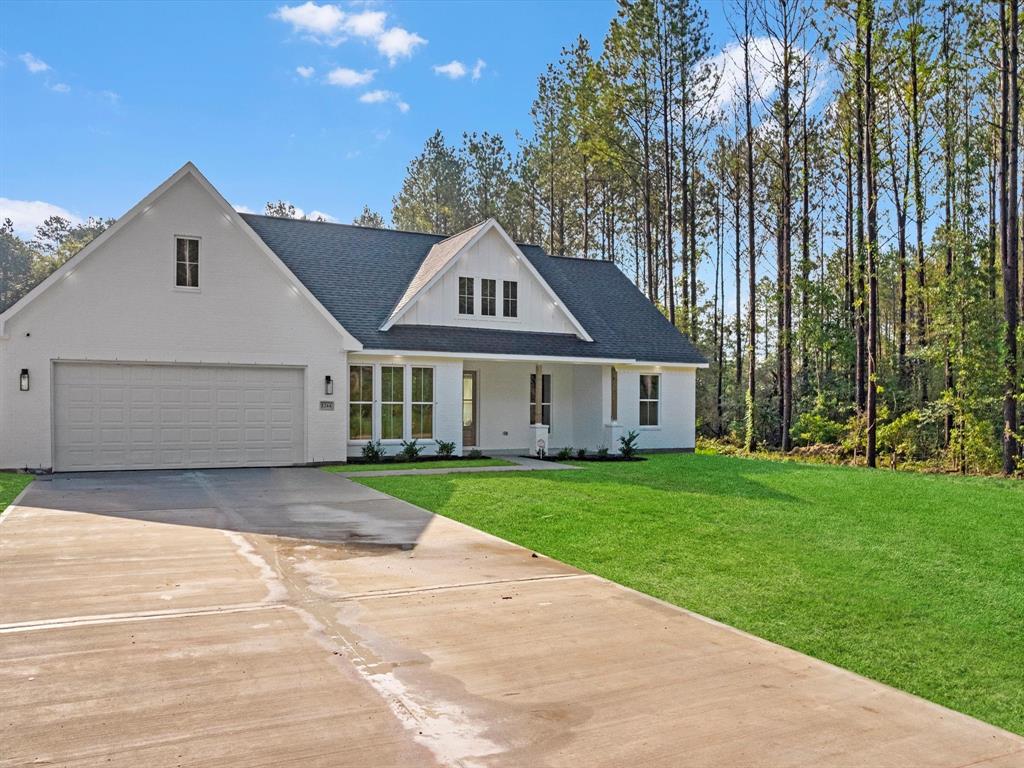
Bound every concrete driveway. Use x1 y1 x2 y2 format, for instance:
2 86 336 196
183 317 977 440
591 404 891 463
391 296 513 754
1 468 1021 768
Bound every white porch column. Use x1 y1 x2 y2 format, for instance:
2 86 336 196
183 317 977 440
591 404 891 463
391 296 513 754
604 365 623 454
530 363 549 456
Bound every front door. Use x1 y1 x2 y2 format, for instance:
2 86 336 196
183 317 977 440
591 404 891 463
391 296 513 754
462 371 478 447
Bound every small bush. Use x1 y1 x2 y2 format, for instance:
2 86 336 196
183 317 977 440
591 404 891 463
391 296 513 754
399 439 423 461
435 439 456 457
576 447 587 459
556 446 574 460
467 448 483 459
596 446 609 458
619 430 640 458
361 440 384 463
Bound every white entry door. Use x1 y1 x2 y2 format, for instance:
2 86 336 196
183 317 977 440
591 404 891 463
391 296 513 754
52 362 305 471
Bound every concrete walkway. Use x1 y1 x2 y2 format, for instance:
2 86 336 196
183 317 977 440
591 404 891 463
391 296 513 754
339 454 578 477
1 468 1021 768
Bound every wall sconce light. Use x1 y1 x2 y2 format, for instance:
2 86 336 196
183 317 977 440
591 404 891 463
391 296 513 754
324 375 333 396
19 369 30 392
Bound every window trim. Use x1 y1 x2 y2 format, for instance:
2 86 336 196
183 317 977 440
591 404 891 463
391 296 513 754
529 372 552 427
348 364 374 441
410 366 435 439
639 373 660 428
173 235 201 291
458 276 475 315
503 280 518 318
480 278 497 317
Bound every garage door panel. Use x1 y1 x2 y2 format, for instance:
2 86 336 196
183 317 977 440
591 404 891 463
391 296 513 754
54 364 304 471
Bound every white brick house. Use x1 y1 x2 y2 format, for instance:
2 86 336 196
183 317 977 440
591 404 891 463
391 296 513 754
0 163 706 472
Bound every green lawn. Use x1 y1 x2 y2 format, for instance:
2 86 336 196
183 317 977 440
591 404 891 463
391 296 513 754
0 472 32 515
356 453 1024 735
323 458 515 473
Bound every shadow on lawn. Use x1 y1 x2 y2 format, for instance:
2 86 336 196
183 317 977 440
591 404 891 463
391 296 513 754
365 454 801 508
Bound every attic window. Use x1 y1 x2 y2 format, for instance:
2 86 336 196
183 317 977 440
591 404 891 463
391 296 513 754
175 237 199 288
503 280 518 318
481 279 496 316
459 277 474 315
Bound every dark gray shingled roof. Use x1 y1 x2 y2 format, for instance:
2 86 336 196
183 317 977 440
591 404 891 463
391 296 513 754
240 213 707 365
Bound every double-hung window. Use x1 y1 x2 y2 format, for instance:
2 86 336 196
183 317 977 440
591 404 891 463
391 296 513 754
381 366 404 440
481 279 497 316
349 365 373 440
411 367 434 439
459 277 474 314
529 373 551 426
503 280 518 317
175 237 200 288
639 374 660 427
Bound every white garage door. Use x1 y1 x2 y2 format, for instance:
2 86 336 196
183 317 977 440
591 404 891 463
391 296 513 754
53 363 305 471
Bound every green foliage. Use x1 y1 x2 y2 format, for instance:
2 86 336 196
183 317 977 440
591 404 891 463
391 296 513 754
399 439 423 461
467 448 484 459
352 205 386 228
619 429 640 458
556 446 574 460
791 396 846 447
435 439 457 457
361 440 384 463
391 130 470 235
577 447 588 459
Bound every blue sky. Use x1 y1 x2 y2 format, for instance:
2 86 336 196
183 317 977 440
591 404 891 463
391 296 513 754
1 0 637 235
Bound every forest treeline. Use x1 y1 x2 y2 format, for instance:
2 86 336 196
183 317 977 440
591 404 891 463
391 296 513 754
2 0 1021 475
385 0 1024 477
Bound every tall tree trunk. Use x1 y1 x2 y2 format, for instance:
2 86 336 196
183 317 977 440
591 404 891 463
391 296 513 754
863 0 879 469
855 19 867 415
1001 0 1020 474
743 0 757 452
734 162 743 389
910 19 928 403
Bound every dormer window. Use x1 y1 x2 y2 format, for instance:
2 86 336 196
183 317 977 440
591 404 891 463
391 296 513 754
458 277 474 314
175 237 199 288
503 280 518 318
481 279 496 316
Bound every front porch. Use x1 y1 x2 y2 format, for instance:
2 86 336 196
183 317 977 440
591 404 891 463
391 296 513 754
345 354 696 459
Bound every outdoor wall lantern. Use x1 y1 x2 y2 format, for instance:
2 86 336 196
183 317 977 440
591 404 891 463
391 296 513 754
19 369 30 392
325 375 333 396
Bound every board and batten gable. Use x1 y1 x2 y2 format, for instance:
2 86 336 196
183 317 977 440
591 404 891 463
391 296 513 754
391 228 581 336
0 168 354 470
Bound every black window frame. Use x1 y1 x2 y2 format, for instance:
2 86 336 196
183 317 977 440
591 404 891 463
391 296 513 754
175 237 200 289
503 280 518 317
458 276 474 315
481 278 497 316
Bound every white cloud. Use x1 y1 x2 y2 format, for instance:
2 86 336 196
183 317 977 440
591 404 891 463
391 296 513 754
343 10 385 38
308 210 338 222
359 89 393 103
50 82 70 93
296 65 315 78
273 1 345 40
273 3 424 63
709 37 796 115
376 27 426 65
326 66 375 87
19 52 49 74
433 60 466 79
359 89 409 112
233 203 256 214
0 198 81 238
471 58 486 81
